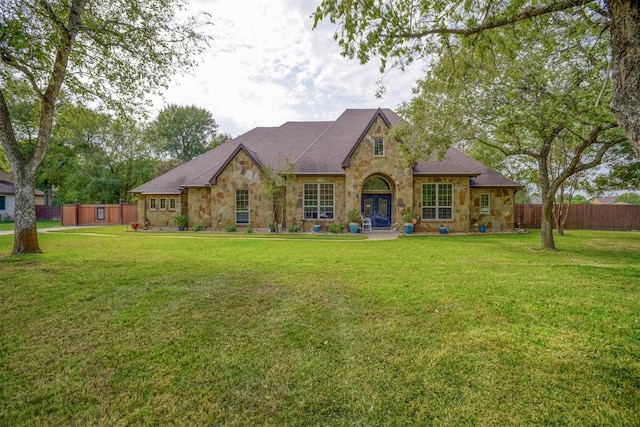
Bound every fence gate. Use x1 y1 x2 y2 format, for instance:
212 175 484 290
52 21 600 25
62 203 138 226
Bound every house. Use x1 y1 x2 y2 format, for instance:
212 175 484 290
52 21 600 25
131 109 521 232
0 170 45 221
589 196 630 205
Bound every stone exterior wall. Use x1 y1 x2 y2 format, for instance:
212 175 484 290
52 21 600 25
187 188 211 228
344 117 413 226
469 188 516 232
412 176 470 233
138 194 184 228
210 150 272 230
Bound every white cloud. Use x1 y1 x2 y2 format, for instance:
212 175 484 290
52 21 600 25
156 0 425 136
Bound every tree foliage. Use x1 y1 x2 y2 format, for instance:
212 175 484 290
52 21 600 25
0 0 209 254
313 0 640 157
389 14 623 249
148 104 229 162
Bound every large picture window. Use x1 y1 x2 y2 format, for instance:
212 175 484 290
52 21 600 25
235 189 249 224
304 183 334 219
422 183 453 220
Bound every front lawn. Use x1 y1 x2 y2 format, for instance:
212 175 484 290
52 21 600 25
0 220 61 232
1 230 639 425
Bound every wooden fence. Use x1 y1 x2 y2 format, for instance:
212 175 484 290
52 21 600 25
515 204 640 231
36 205 62 221
61 203 138 226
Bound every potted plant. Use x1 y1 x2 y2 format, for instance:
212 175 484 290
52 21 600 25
269 223 276 233
402 208 417 234
173 214 189 231
439 224 449 234
346 209 361 233
313 219 321 233
478 221 487 233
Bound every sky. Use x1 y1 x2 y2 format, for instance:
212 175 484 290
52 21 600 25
155 0 425 137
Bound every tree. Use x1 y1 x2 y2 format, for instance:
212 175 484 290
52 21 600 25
389 15 624 249
313 0 640 157
0 0 208 254
148 104 228 162
260 161 296 233
589 141 640 193
615 193 640 205
38 104 155 204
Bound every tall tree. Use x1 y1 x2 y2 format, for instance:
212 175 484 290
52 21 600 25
313 0 640 157
38 104 155 204
390 15 624 249
0 0 208 254
148 104 227 162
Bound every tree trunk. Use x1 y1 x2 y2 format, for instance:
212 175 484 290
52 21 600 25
608 0 640 156
540 195 556 250
11 168 42 254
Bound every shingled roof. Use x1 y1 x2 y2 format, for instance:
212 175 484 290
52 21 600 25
132 109 520 194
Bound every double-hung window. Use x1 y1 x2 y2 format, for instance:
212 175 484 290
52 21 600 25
422 183 453 220
149 198 157 210
159 198 166 210
373 138 384 156
169 198 176 211
304 183 334 219
0 196 5 210
480 193 490 214
235 189 249 224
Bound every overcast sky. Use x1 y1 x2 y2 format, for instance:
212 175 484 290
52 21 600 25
155 0 424 137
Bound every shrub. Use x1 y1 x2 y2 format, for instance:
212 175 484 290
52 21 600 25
287 224 300 232
246 225 253 233
191 224 206 231
328 223 345 233
225 225 236 232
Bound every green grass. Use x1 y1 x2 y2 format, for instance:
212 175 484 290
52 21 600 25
1 229 639 425
0 220 61 232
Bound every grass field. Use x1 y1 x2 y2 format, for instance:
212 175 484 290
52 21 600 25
0 220 61 232
1 228 639 425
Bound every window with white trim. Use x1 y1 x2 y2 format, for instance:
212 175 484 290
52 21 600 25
235 189 249 224
480 193 490 214
422 183 453 220
169 198 176 211
0 196 5 210
373 138 384 156
149 198 157 210
304 183 334 219
159 198 166 210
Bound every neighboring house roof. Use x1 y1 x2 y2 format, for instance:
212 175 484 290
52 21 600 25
589 196 630 205
131 109 521 194
0 170 45 196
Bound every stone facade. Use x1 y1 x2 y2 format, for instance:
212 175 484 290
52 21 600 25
343 117 413 226
137 113 517 233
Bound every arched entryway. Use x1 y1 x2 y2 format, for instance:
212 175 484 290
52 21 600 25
361 175 393 228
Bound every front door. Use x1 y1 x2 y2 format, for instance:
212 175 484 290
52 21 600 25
362 195 392 228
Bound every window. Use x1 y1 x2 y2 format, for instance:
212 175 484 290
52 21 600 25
169 198 176 211
373 138 384 156
304 183 334 219
0 196 5 210
159 198 166 210
149 198 157 210
422 183 453 220
480 193 490 214
235 189 249 224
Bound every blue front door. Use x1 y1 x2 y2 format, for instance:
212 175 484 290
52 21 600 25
362 195 392 228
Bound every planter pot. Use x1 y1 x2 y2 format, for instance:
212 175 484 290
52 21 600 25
313 224 321 233
269 226 276 233
479 225 487 233
349 223 359 234
404 223 414 234
439 227 448 234
178 225 186 231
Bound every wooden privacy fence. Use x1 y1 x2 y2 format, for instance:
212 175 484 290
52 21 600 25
36 205 62 221
515 204 640 231
62 203 138 226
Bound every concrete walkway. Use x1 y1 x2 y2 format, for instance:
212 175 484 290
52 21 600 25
0 226 99 236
